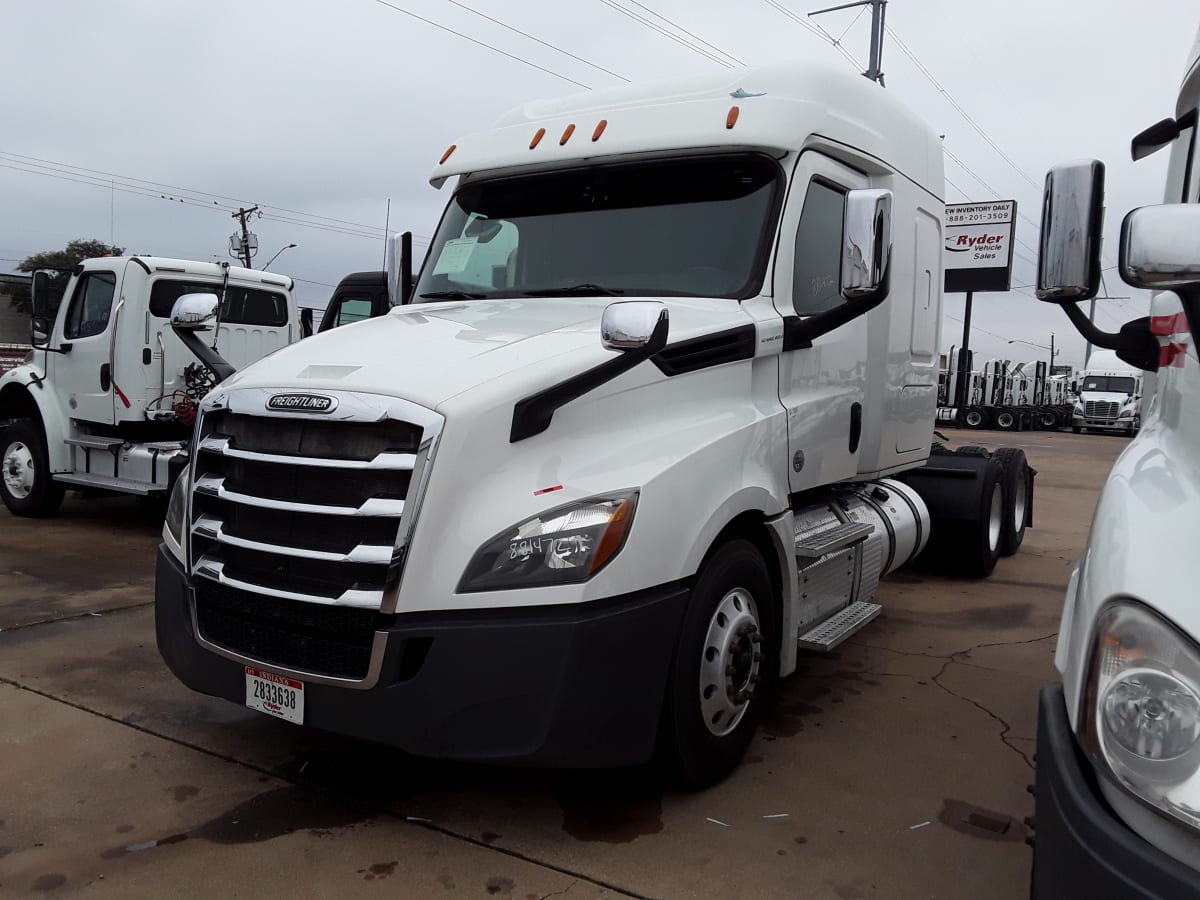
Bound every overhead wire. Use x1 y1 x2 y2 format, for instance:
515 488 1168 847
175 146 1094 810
596 0 737 67
615 0 743 65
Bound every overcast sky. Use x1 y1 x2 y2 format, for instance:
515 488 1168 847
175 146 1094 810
2 0 1196 366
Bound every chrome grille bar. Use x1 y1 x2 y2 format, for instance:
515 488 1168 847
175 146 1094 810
198 434 417 471
194 474 406 517
194 557 384 609
193 514 394 565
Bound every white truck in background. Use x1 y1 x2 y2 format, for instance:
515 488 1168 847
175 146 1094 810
1031 22 1200 896
153 62 1037 787
0 257 299 515
1071 347 1142 434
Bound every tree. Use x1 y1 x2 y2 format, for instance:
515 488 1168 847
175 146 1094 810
7 239 124 314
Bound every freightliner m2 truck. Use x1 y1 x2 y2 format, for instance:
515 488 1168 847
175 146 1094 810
0 258 298 514
154 62 1035 786
1072 347 1143 435
1031 23 1200 897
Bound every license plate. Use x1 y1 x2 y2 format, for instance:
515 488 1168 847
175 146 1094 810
245 667 304 724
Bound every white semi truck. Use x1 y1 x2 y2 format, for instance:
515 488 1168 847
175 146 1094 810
1071 347 1142 435
1031 22 1200 896
0 257 299 514
153 62 1035 786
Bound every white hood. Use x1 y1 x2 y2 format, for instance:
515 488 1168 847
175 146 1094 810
215 296 753 410
1079 390 1131 403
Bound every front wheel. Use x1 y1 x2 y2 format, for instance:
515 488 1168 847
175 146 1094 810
659 539 775 789
1 419 66 517
995 410 1017 431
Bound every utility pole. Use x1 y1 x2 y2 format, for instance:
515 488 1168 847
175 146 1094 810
810 0 887 85
230 206 260 268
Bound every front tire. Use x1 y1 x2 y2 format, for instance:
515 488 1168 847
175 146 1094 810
1 419 65 517
659 539 775 789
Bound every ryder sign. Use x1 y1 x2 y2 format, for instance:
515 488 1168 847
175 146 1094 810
944 200 1017 293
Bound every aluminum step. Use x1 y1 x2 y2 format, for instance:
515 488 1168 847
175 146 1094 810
793 521 874 560
797 600 882 652
64 436 125 450
53 473 158 495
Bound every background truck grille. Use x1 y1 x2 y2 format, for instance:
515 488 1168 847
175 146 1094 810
194 581 379 680
1084 400 1119 420
189 401 437 680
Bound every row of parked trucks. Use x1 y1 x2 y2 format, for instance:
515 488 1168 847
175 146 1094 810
936 348 1143 435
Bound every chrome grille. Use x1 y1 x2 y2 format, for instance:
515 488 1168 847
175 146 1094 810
1084 400 1119 420
187 389 443 681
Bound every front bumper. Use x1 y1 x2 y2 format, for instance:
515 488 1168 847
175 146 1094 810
155 545 689 767
1032 686 1200 898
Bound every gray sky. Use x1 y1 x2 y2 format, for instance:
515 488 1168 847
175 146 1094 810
2 0 1196 366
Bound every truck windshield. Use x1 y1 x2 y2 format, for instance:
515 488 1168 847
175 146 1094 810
414 154 782 301
1082 376 1136 393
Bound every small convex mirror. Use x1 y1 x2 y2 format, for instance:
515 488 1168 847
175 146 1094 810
841 189 893 302
1036 160 1105 303
170 293 220 331
1120 204 1200 290
600 300 669 352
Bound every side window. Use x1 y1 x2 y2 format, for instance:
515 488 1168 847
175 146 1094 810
63 272 117 339
791 181 846 315
336 297 373 326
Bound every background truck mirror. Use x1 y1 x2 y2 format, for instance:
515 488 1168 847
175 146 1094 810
169 293 219 331
1036 160 1105 303
1120 204 1200 290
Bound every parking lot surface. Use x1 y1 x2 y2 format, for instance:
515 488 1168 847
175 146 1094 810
0 430 1128 898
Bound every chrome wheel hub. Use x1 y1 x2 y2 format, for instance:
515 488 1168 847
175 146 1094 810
988 483 1003 552
699 588 762 737
3 441 35 500
1012 468 1027 535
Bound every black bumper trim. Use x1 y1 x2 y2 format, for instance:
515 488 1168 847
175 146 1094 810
1032 685 1200 898
155 545 689 767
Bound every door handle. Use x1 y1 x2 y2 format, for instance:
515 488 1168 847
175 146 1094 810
100 363 111 392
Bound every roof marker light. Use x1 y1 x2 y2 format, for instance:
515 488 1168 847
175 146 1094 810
726 106 740 129
530 128 546 149
560 123 576 145
439 144 456 165
592 119 608 141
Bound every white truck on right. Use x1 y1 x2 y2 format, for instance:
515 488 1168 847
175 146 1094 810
1071 348 1142 435
1031 21 1200 897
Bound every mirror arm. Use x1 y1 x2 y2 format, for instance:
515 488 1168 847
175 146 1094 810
510 316 668 443
1060 305 1161 372
173 328 236 383
1060 303 1124 351
782 264 890 351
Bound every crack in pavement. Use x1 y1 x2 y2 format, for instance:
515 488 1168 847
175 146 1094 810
0 677 653 900
0 599 154 633
855 632 1059 771
538 880 579 900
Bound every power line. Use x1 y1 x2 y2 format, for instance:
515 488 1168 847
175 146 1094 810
597 0 736 68
616 0 743 65
369 0 592 89
762 0 863 69
442 0 629 81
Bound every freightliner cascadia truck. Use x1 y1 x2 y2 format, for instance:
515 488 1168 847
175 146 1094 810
1031 21 1200 898
153 61 1035 787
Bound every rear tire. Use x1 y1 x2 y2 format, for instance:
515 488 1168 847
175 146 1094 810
995 410 1017 431
962 460 1005 577
1 419 65 518
963 407 987 430
993 448 1030 556
955 445 991 457
659 539 775 789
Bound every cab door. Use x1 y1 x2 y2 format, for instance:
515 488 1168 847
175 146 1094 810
52 267 121 425
774 152 870 493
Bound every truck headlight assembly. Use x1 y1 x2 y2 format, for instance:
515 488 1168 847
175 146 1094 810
1082 601 1200 829
458 491 638 592
163 464 190 560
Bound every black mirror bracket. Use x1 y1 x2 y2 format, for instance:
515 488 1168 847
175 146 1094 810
782 263 891 351
1060 304 1160 372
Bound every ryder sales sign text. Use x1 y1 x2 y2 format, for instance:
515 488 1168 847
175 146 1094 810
943 200 1017 293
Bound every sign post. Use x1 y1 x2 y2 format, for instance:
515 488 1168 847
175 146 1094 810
943 200 1017 427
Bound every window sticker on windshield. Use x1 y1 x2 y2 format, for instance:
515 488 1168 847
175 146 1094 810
432 237 478 275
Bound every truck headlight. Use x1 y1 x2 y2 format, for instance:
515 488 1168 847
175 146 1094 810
1082 601 1200 829
163 464 190 561
458 491 638 592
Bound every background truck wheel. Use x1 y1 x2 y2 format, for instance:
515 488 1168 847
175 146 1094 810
906 456 1004 578
994 410 1018 431
1040 411 1058 429
1 419 66 518
659 538 775 789
963 407 987 430
993 448 1030 556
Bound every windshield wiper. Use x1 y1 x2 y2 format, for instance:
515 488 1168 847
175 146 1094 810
522 283 625 297
418 290 487 300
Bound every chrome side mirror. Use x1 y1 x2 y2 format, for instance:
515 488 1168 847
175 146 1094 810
841 188 892 302
31 317 49 347
170 293 220 331
601 300 669 352
1120 204 1200 289
1036 160 1105 303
